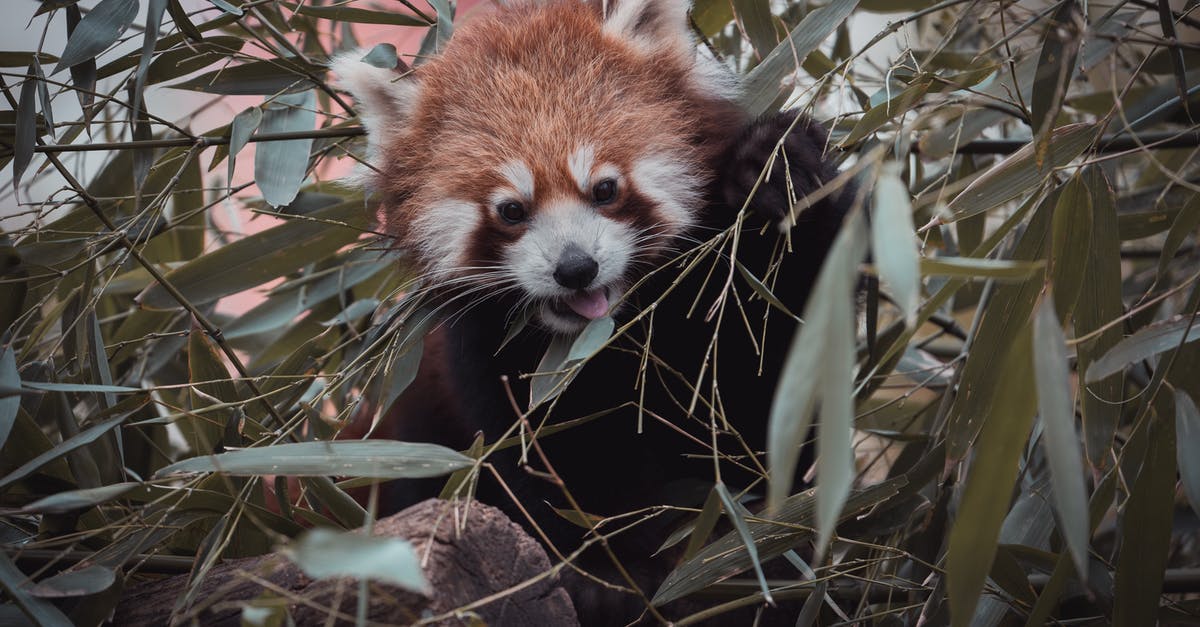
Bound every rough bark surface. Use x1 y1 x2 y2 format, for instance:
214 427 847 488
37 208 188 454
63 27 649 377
112 498 578 626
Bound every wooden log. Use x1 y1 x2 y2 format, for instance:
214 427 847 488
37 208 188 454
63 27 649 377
112 498 578 626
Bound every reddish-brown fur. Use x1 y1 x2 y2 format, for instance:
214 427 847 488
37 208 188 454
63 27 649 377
372 1 742 263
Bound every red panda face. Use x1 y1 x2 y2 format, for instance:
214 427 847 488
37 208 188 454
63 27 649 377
334 0 743 333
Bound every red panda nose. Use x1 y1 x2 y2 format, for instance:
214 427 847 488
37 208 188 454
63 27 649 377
553 245 599 290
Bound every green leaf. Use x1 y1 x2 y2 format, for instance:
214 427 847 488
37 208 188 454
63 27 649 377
566 316 615 362
1113 414 1176 626
284 2 427 26
945 190 1052 459
207 0 243 16
155 441 474 479
360 43 399 69
19 482 139 514
227 105 261 188
426 0 455 52
739 0 859 116
652 476 906 606
732 0 777 61
529 333 574 410
171 58 325 95
872 161 920 326
1156 192 1200 282
132 0 168 121
282 528 428 594
918 257 1044 280
167 0 204 42
0 552 72 627
1031 1 1083 164
136 201 368 309
1073 167 1123 465
946 323 1037 627
842 81 930 145
1086 316 1200 383
0 345 18 451
715 483 773 604
255 91 316 208
735 260 796 319
186 329 238 451
0 52 58 67
0 414 127 492
692 0 734 36
320 299 380 327
682 486 723 560
767 209 867 558
1049 174 1092 321
1032 296 1089 580
20 382 141 393
53 0 138 73
1177 390 1200 519
944 124 1097 222
12 64 38 193
26 565 116 598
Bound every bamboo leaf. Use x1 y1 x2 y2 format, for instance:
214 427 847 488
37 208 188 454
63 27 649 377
1032 296 1089 580
1049 174 1092 321
27 565 115 598
566 316 614 362
918 257 1044 280
136 201 367 309
282 529 429 594
1085 316 1200 383
19 482 139 514
1177 390 1200 519
872 161 920 326
0 414 127 492
282 2 428 26
225 105 261 190
732 0 778 61
768 209 867 514
652 477 906 606
1113 413 1176 626
715 483 773 604
0 553 72 627
0 345 18 451
945 190 1052 459
53 0 138 73
1031 1 1083 164
155 441 474 479
171 58 325 95
1073 167 1123 465
12 64 38 193
944 124 1097 222
132 0 168 120
1156 192 1200 282
254 91 316 208
739 0 860 116
682 486 723 561
529 333 574 410
946 323 1037 627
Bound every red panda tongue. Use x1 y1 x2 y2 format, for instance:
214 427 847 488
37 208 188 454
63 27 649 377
564 288 609 320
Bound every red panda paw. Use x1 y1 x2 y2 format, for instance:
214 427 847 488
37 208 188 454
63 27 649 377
721 109 843 230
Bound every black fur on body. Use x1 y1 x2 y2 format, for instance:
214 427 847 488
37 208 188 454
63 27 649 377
381 110 853 624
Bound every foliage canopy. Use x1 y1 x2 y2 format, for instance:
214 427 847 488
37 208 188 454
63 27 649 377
1 0 1199 624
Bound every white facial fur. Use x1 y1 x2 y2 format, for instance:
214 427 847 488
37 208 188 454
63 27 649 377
411 198 477 279
506 200 636 332
631 153 703 234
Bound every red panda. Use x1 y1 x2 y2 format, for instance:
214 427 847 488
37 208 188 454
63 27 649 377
333 1 851 623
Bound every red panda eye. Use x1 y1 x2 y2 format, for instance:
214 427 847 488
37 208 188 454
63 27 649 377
497 201 527 224
592 179 617 204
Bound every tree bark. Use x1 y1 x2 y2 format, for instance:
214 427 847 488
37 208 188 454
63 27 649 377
112 499 578 626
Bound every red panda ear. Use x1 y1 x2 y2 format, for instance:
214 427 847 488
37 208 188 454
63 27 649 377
331 49 421 155
602 0 693 54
